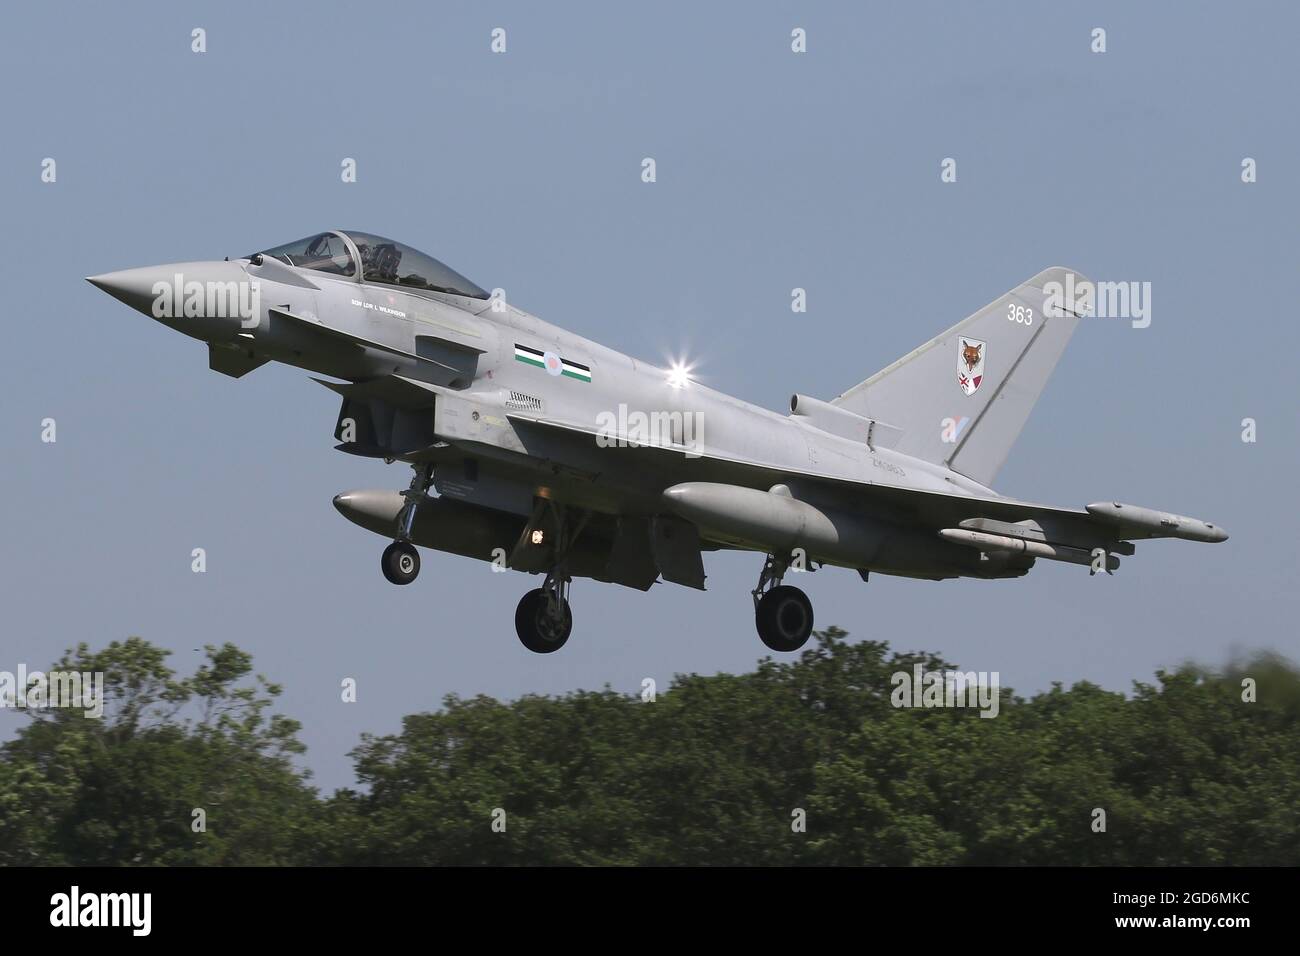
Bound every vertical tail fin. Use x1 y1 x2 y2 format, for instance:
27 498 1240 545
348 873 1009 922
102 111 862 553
831 267 1085 487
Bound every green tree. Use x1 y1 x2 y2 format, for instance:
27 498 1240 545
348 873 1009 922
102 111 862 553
4 629 1296 866
330 627 1300 866
0 638 317 865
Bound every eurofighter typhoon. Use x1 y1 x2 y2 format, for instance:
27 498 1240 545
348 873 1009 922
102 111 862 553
88 233 1227 653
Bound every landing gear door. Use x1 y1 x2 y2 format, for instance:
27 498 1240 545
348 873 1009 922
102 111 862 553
650 516 706 590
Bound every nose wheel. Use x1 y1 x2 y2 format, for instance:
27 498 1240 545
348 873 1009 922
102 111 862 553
380 462 433 586
752 554 814 652
381 541 420 585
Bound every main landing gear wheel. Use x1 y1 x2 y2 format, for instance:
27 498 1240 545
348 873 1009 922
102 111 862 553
755 585 814 652
751 553 814 652
515 588 572 653
381 541 420 585
512 500 587 654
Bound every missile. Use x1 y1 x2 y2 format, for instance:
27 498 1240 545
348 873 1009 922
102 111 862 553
938 528 1120 571
1085 502 1228 543
957 516 1136 555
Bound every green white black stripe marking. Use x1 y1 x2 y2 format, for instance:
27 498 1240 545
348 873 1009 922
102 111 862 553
514 344 547 368
514 344 591 382
560 358 592 382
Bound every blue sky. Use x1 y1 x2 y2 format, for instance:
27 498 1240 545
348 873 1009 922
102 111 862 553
2 1 1296 791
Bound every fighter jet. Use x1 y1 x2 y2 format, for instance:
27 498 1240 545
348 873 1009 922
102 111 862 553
88 232 1227 653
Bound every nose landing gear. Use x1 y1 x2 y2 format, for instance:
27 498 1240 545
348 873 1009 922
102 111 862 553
752 553 814 652
380 462 433 586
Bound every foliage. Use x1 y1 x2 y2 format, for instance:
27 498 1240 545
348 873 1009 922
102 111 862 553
0 639 314 865
2 628 1296 865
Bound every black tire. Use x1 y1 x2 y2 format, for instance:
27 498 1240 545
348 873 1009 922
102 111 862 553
755 585 814 652
515 588 572 653
381 541 420 585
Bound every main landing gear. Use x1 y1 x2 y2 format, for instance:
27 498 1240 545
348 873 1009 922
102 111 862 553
752 553 814 652
515 574 573 654
380 462 432 586
513 502 588 654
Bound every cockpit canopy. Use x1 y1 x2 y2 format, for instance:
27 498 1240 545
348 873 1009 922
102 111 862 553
258 232 356 276
254 231 489 299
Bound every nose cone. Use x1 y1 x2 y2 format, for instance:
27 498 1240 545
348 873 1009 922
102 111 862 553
87 260 259 342
86 266 171 315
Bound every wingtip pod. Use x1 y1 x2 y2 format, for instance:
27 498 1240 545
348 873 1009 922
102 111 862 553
1085 502 1228 543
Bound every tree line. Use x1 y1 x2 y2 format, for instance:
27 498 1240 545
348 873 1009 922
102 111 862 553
2 629 1296 865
